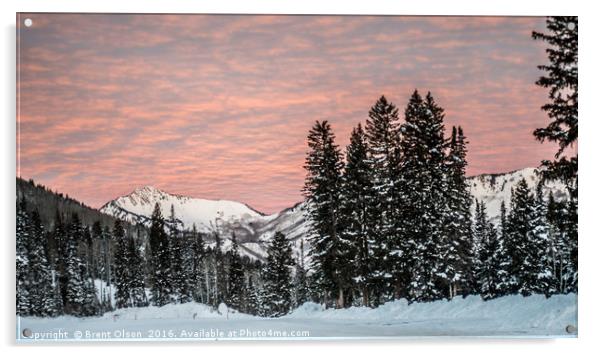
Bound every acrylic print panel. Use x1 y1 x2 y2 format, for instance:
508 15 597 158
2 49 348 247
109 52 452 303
16 13 578 341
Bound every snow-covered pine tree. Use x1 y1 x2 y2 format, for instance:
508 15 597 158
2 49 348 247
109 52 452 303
81 276 100 317
168 205 189 303
16 198 31 316
501 178 542 296
532 17 578 199
128 229 148 307
473 201 502 300
51 210 69 308
302 120 344 307
364 96 404 302
443 126 474 298
64 213 89 316
113 219 131 308
245 275 260 315
546 192 575 294
27 210 61 317
149 203 171 306
293 239 309 307
227 234 245 311
261 231 294 317
340 123 374 306
400 91 448 302
527 182 554 296
190 224 207 303
213 231 228 305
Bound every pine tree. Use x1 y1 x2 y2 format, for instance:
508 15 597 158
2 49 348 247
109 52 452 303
400 91 448 302
364 96 404 302
213 231 228 305
340 123 374 306
245 275 260 315
528 183 554 296
302 120 344 307
113 219 131 308
168 205 189 303
127 230 148 307
293 239 309 307
64 213 91 316
149 203 171 306
227 234 245 311
546 193 576 294
261 232 294 317
16 198 31 315
501 179 547 296
473 201 502 300
443 126 474 298
190 224 207 303
532 17 578 198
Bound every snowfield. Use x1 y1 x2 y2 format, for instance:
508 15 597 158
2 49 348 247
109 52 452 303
17 293 577 341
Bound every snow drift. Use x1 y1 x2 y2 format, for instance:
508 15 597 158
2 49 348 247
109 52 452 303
288 293 577 336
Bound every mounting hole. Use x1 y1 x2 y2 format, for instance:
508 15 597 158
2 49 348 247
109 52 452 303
565 324 577 334
567 22 575 30
22 328 32 338
24 18 33 27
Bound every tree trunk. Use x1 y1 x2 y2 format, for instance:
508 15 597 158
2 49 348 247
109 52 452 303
362 286 369 307
337 288 345 309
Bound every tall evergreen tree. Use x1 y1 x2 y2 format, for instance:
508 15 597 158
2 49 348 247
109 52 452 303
532 17 578 198
400 91 448 302
128 230 148 307
501 179 548 296
113 219 131 308
213 231 228 305
340 124 373 306
528 183 554 296
64 213 94 316
364 96 404 302
546 192 576 293
149 203 171 306
261 232 294 317
16 198 31 315
190 224 207 303
303 120 344 307
293 239 309 307
473 201 502 300
168 205 189 303
28 210 61 316
443 126 474 298
227 234 245 310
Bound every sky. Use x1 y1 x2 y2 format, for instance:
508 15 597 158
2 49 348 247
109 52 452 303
17 14 562 214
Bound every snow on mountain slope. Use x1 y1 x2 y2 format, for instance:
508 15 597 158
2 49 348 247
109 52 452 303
468 167 568 223
100 167 568 261
100 186 264 233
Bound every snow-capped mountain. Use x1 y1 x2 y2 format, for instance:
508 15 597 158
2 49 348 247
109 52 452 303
100 167 568 261
100 185 264 233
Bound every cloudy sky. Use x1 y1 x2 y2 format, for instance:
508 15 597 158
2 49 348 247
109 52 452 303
17 14 559 214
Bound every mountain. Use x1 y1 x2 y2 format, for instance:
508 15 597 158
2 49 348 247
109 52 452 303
17 177 120 230
100 185 264 232
100 167 568 262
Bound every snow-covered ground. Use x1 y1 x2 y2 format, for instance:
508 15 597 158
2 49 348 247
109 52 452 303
17 293 577 341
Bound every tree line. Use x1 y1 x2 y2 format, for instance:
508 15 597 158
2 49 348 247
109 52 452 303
16 196 306 318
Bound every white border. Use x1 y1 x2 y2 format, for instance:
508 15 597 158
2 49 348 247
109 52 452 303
2 0 599 354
